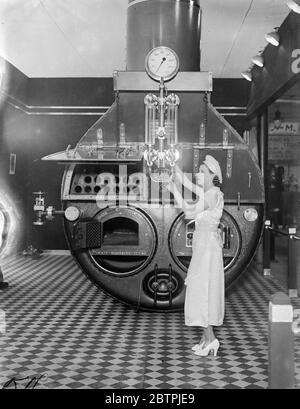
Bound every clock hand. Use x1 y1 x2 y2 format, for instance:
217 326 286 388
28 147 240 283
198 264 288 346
156 57 166 73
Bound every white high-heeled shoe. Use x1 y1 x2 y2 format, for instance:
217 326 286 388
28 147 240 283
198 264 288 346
192 341 205 352
194 338 220 357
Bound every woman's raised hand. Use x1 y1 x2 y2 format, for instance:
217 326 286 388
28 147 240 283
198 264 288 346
162 176 175 192
163 181 172 191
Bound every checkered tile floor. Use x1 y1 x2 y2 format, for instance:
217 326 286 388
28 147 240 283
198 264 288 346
0 253 300 389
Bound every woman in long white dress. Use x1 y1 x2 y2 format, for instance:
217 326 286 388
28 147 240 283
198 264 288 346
167 155 224 356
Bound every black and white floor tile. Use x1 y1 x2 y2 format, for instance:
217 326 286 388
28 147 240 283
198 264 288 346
0 253 299 389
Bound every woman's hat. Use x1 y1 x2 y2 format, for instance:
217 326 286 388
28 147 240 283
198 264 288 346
203 155 223 183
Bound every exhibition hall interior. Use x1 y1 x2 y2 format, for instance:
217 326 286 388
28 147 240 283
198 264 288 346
0 0 300 390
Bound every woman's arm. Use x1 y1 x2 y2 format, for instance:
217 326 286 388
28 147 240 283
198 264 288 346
166 179 204 219
174 165 203 198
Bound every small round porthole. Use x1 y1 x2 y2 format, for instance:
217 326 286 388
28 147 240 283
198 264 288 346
243 208 258 222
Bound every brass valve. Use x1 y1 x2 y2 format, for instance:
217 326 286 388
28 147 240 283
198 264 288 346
33 192 46 226
33 192 69 226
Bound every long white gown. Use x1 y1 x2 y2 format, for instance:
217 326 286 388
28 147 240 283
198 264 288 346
184 186 225 327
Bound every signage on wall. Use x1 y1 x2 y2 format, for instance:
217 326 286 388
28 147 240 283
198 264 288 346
269 135 300 162
269 134 300 162
269 122 300 135
291 49 300 74
269 121 300 163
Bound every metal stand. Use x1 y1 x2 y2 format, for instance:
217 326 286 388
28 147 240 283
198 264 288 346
288 228 298 298
268 292 294 389
263 220 271 276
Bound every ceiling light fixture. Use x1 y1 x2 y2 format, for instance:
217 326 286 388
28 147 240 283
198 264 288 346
273 109 283 129
252 53 264 68
241 70 252 82
265 29 280 47
287 0 300 13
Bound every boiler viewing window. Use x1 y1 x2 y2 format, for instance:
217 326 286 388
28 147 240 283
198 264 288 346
102 217 139 246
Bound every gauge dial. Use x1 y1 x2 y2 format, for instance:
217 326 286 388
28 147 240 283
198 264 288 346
65 206 81 222
145 46 180 82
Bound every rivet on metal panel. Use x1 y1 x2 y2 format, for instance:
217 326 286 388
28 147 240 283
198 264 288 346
113 70 119 91
199 123 206 146
223 129 229 147
193 150 200 174
248 172 252 188
237 192 241 211
119 123 126 145
226 149 233 179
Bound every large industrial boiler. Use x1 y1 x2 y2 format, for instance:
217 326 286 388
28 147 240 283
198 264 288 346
33 0 264 311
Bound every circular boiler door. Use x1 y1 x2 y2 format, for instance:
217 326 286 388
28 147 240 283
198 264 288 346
168 210 242 275
89 207 157 276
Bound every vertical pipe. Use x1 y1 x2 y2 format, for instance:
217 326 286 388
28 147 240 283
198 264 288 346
260 110 271 275
145 104 149 145
127 0 201 71
263 222 271 275
288 228 298 298
159 83 165 128
151 107 156 145
174 105 178 145
261 109 269 216
167 105 172 144
256 115 262 169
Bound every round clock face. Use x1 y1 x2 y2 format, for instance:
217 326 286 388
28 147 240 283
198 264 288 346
145 46 179 82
